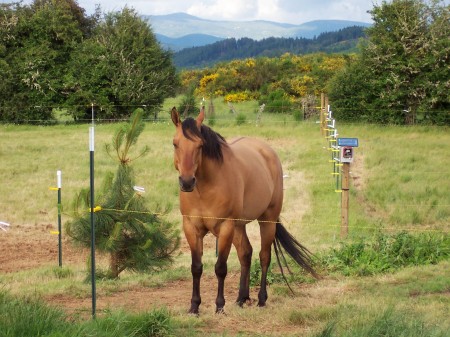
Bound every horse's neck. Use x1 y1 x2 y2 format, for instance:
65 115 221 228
197 157 220 183
197 151 231 186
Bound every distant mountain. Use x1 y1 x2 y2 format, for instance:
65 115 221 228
155 34 224 52
291 20 372 39
142 13 297 40
174 26 367 68
143 12 372 50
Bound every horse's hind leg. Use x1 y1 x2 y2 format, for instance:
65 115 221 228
257 220 276 307
233 224 253 306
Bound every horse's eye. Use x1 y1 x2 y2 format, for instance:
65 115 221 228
173 143 178 149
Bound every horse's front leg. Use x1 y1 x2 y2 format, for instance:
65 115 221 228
215 221 235 313
183 220 205 315
190 250 203 315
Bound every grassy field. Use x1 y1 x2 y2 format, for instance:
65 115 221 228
0 98 449 336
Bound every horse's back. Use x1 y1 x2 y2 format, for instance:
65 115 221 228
230 137 282 178
228 137 283 220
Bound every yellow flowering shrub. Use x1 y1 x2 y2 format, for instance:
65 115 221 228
199 73 219 89
224 92 253 102
290 75 315 97
245 58 256 68
320 56 346 72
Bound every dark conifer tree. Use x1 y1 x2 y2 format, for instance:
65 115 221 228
66 109 180 278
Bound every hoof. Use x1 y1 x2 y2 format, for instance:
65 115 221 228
257 293 268 307
236 298 253 307
188 307 199 316
215 307 226 315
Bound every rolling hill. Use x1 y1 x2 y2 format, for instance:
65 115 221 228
155 33 224 51
142 13 371 51
173 26 367 68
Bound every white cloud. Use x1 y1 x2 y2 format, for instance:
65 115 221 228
256 0 284 21
183 0 375 23
328 1 374 22
4 0 379 23
187 0 258 21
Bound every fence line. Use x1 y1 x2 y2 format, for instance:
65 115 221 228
33 97 448 239
59 206 449 234
317 94 450 238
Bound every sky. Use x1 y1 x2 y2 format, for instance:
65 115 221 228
3 0 381 24
85 0 378 23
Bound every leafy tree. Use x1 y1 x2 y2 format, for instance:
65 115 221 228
0 0 98 123
1 3 176 123
259 89 293 113
423 0 450 123
177 85 199 117
66 109 180 278
64 7 178 120
0 4 19 121
329 0 449 124
365 0 430 123
327 57 378 122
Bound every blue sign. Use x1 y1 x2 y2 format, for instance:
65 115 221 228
338 138 359 147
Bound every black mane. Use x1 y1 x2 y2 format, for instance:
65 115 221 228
181 118 227 162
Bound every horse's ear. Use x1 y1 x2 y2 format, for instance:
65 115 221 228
171 107 181 126
196 106 205 128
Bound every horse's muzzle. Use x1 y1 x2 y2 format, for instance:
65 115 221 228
179 176 196 192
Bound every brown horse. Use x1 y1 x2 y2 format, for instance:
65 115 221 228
171 106 317 314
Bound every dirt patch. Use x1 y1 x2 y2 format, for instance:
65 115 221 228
0 221 220 273
45 273 240 318
350 152 386 220
408 288 450 298
0 223 89 273
43 269 338 336
350 154 365 191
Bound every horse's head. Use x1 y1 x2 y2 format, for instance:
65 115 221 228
171 106 205 192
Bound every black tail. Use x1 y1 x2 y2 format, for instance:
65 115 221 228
273 222 319 285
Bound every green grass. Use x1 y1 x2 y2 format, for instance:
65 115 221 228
0 291 68 337
316 306 448 337
1 98 448 265
318 231 449 276
1 97 449 336
2 262 448 336
309 261 450 337
2 99 448 234
339 124 450 228
0 290 183 337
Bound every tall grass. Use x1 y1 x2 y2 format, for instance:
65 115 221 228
0 290 181 337
0 291 67 336
315 307 448 337
338 124 450 228
318 231 449 276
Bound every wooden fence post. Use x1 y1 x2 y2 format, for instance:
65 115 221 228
340 162 350 238
324 95 329 137
320 93 325 135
